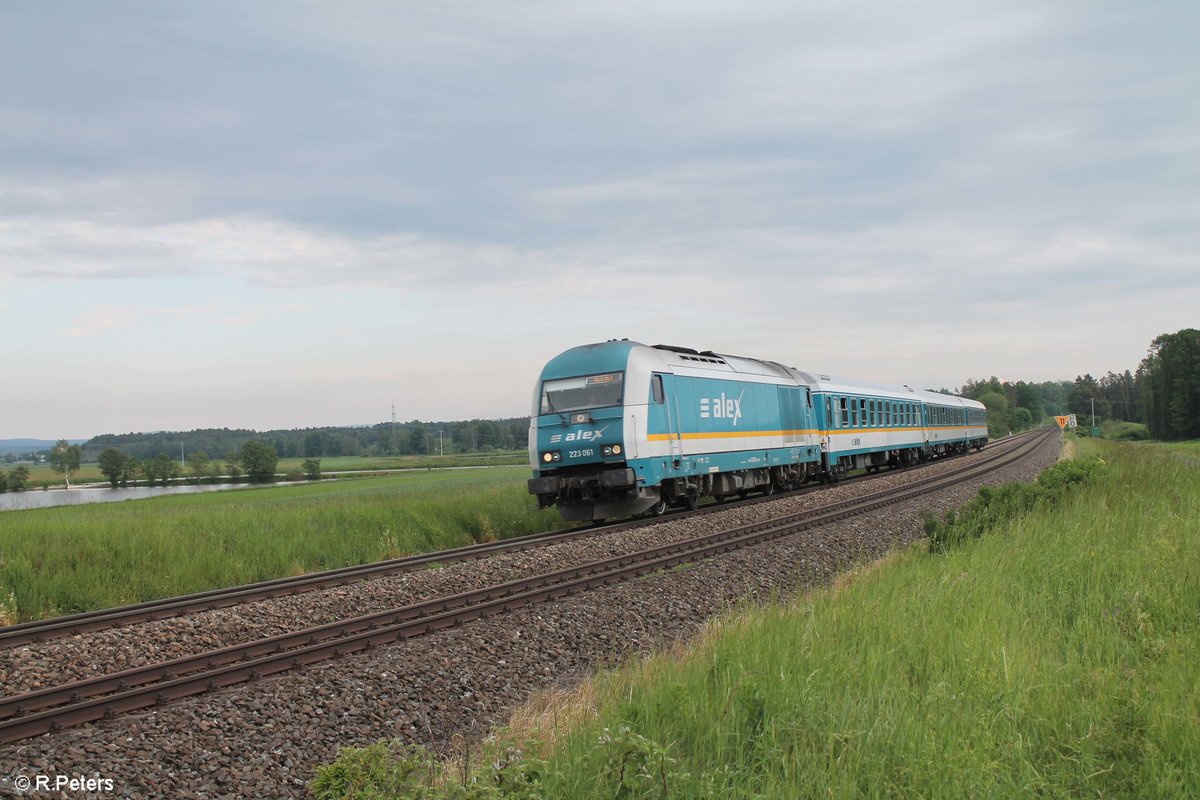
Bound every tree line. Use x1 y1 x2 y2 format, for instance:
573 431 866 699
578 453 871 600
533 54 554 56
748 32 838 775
94 440 296 488
958 328 1199 441
81 417 530 462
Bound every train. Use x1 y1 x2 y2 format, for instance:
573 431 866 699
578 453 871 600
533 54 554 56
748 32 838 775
527 340 988 521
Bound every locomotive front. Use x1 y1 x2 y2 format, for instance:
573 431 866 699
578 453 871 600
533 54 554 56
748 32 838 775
526 341 658 520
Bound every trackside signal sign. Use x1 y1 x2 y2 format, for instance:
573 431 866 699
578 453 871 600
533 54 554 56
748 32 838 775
1055 415 1070 429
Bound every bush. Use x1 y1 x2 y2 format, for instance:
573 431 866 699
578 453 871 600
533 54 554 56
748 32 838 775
1103 421 1150 441
311 740 550 800
925 457 1103 553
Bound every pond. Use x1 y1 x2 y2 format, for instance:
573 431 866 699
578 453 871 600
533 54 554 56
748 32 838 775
0 482 277 511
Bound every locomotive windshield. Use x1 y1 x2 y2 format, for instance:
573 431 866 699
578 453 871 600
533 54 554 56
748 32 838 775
541 372 624 414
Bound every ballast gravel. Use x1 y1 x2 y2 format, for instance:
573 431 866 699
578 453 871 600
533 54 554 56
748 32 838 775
0 433 1058 799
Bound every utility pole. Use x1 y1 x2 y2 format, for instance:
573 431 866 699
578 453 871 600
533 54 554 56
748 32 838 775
181 442 185 469
391 400 397 455
438 429 443 456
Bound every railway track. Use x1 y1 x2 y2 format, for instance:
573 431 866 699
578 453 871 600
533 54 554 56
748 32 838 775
0 428 1051 744
0 429 1041 651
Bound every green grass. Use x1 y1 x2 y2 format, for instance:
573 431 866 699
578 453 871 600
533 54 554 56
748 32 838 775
313 439 1200 798
1139 439 1200 459
0 467 563 623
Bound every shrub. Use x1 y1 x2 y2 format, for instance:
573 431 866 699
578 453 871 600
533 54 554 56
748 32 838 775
926 457 1102 553
310 740 550 800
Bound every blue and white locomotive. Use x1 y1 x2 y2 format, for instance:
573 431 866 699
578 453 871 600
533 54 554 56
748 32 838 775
527 340 988 521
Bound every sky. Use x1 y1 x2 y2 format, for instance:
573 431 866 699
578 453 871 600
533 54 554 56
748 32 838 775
2 1 1197 439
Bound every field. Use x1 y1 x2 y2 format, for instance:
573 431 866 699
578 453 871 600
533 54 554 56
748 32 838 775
276 450 528 474
0 466 562 624
314 437 1200 798
1140 439 1200 461
3 450 528 488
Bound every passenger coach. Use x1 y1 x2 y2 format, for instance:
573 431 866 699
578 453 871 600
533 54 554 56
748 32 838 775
528 340 988 521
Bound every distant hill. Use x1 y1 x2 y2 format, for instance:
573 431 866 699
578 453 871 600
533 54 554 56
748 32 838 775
0 438 87 455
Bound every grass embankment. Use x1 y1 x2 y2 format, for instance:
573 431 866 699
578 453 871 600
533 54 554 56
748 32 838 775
0 467 560 624
313 439 1200 799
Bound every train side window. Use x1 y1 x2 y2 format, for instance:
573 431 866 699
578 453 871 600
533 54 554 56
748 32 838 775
869 400 875 426
840 397 849 427
826 397 833 427
859 398 866 427
651 375 664 404
806 388 812 408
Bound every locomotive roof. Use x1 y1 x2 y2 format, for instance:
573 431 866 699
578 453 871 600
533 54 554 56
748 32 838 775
542 341 984 410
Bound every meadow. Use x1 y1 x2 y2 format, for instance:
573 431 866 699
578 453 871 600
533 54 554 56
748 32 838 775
0 466 561 624
313 437 1200 798
1140 439 1200 461
5 450 528 488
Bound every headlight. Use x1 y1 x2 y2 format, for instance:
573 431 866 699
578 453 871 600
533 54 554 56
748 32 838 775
601 444 624 457
541 450 561 463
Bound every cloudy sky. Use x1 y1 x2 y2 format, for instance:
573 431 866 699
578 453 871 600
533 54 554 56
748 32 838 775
2 1 1196 439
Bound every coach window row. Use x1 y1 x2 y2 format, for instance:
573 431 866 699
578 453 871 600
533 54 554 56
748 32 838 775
928 405 967 426
825 395 924 429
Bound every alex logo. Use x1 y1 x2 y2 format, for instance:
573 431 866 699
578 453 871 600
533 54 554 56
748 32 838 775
549 425 609 444
699 392 744 426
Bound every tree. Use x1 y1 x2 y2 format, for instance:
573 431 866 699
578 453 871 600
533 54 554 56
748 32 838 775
409 426 430 454
302 458 322 481
160 454 182 483
1140 328 1200 440
224 450 244 481
143 453 181 486
49 439 82 488
98 448 129 488
976 391 1009 439
187 451 211 483
240 440 279 482
1069 374 1110 425
0 470 7 493
8 465 29 491
121 457 141 487
1012 382 1044 423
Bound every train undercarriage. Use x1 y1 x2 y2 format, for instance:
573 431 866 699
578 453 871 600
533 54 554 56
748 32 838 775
531 439 987 522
